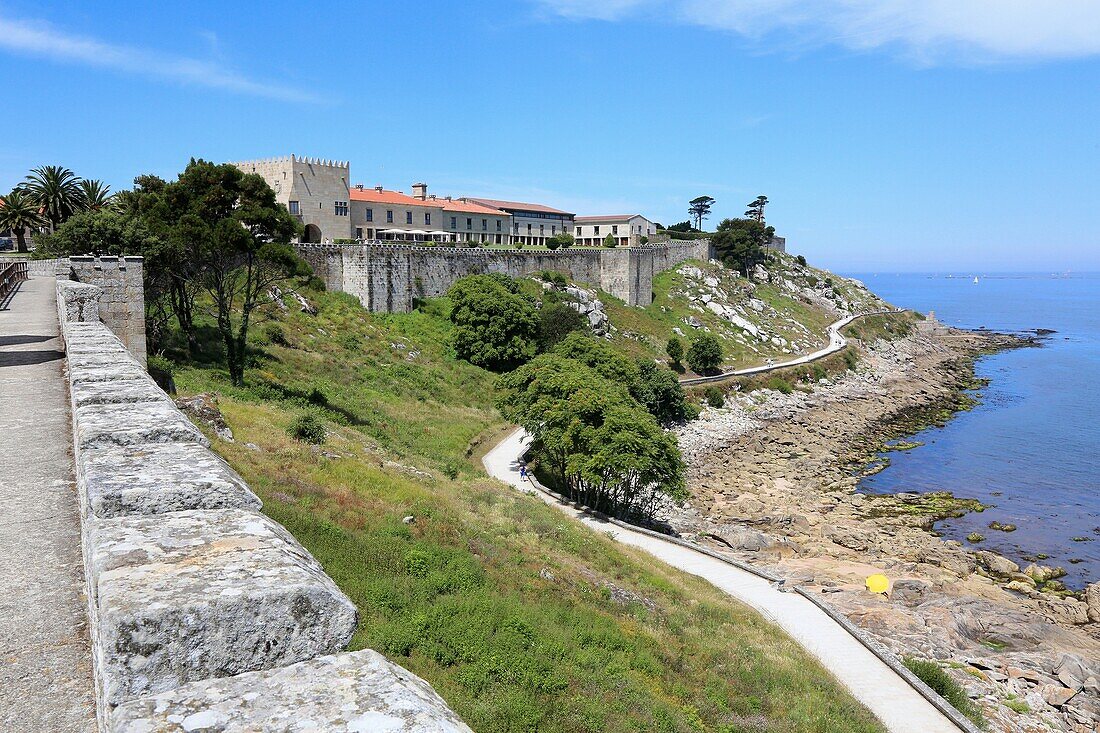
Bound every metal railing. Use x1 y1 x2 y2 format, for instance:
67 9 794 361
0 260 28 303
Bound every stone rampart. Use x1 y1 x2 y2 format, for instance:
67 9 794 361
58 256 148 366
297 239 712 313
56 280 471 732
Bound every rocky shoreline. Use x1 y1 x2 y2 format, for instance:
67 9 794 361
668 319 1100 733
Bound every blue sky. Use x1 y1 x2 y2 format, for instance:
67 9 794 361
1 1 1098 272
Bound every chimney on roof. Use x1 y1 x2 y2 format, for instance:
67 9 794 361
411 182 427 200
428 194 436 199
445 196 452 201
355 184 364 190
374 185 384 192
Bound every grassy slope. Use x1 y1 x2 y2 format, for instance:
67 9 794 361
173 270 887 733
600 252 890 373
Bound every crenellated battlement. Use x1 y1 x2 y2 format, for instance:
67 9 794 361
234 154 349 169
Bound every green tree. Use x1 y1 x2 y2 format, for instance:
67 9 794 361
20 165 82 231
496 354 685 519
665 336 683 367
0 189 44 253
686 333 723 374
167 159 307 385
602 232 617 248
633 360 691 424
537 301 588 351
688 195 715 231
711 217 775 278
448 274 538 371
666 221 693 233
35 208 156 258
744 195 769 223
78 179 113 212
546 232 574 250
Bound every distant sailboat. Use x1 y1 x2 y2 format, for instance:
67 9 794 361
973 276 980 284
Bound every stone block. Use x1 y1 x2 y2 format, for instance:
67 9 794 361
58 280 101 322
74 401 209 450
80 443 260 518
110 649 472 732
70 377 167 409
68 350 141 371
68 360 151 385
87 509 358 705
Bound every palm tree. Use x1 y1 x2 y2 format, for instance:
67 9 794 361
79 179 113 211
21 165 82 231
0 190 45 253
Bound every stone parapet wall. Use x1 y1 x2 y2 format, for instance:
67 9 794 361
297 239 713 312
66 256 147 366
56 280 471 732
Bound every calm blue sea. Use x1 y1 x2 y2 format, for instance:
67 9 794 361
848 273 1100 588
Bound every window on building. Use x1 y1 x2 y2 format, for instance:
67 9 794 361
386 210 394 223
527 224 532 233
481 219 487 231
496 220 501 231
450 216 457 229
406 211 412 225
355 227 363 239
425 212 431 225
552 226 556 235
334 201 348 216
514 223 519 233
612 225 618 234
466 218 472 230
594 226 600 235
366 208 373 222
288 201 300 215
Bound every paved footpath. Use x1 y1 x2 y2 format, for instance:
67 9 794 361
484 309 967 733
0 276 96 731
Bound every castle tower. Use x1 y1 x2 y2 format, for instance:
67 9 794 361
233 156 352 243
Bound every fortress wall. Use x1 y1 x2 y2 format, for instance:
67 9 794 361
56 280 470 733
67 256 147 366
300 242 707 312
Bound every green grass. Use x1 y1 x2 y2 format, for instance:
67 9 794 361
168 282 887 733
902 657 985 728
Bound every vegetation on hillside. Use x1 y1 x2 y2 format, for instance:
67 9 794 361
173 284 884 733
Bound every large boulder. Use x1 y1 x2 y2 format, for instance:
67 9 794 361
975 550 1020 577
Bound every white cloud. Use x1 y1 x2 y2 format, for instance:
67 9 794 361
537 0 1100 63
0 15 318 102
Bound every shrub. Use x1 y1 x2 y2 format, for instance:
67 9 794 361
665 336 683 366
265 323 289 346
766 376 793 394
634 360 691 423
686 334 723 374
547 233 574 250
842 348 859 370
603 233 617 248
811 363 827 381
538 301 588 351
287 412 326 444
903 658 985 727
795 254 807 266
147 354 176 394
704 386 725 408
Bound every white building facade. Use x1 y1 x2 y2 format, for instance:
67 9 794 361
574 215 656 247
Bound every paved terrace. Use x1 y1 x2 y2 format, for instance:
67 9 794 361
0 275 96 731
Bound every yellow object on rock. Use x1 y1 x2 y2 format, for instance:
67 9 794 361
866 574 890 595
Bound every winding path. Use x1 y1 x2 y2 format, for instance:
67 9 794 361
483 310 972 733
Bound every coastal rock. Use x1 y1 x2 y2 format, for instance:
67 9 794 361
1054 654 1093 691
1040 684 1078 708
1036 596 1090 625
1086 582 1100 623
976 550 1019 576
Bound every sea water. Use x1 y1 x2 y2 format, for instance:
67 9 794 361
848 273 1100 588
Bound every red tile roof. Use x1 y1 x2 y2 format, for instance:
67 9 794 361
439 198 507 215
465 197 574 216
575 215 644 223
349 187 441 207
